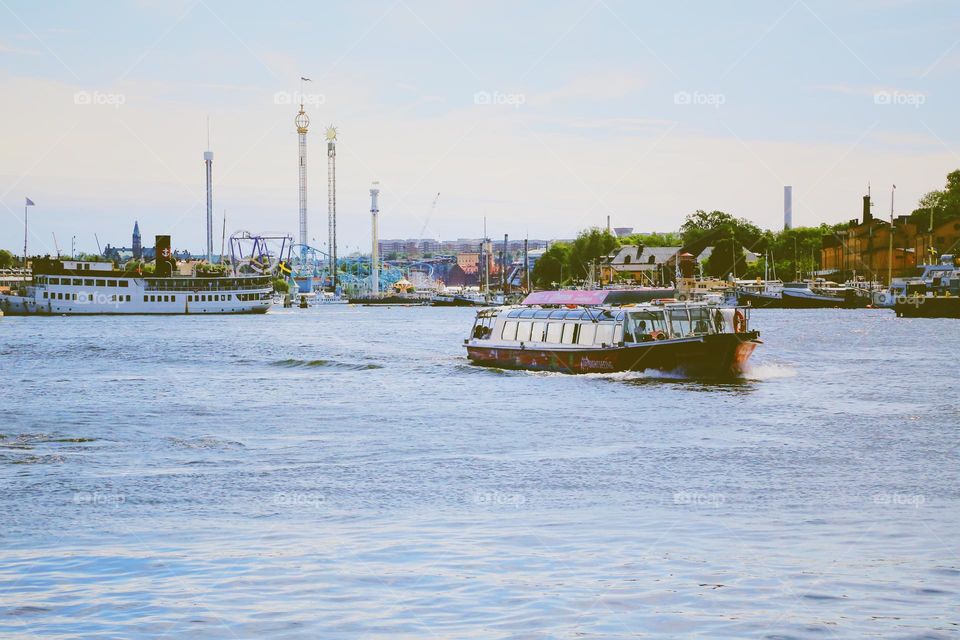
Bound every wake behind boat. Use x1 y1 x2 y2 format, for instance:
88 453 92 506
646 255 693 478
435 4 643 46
464 289 761 376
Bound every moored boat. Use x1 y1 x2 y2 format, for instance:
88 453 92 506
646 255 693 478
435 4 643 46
464 290 761 376
780 280 870 309
0 235 272 316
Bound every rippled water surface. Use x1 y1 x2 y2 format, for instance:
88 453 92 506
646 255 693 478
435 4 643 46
1 307 958 638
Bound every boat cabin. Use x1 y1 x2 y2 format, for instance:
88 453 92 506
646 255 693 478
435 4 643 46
471 303 745 348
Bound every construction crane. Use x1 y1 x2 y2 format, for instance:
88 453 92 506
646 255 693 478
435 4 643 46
52 233 61 258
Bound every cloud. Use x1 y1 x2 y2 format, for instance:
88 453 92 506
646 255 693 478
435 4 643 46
0 42 41 56
529 69 647 106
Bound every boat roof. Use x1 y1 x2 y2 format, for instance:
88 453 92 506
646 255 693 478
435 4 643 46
521 288 674 306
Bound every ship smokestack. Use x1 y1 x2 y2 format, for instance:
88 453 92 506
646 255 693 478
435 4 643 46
155 235 174 278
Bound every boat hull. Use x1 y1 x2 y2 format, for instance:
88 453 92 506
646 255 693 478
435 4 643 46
780 290 867 309
894 297 960 318
737 291 784 308
466 332 761 376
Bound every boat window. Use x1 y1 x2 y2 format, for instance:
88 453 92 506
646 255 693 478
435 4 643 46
545 322 563 343
49 277 60 285
107 280 117 287
614 325 623 343
596 323 615 346
561 322 576 344
516 321 532 342
519 309 538 319
119 280 128 287
668 308 692 338
564 310 584 320
84 279 93 286
625 311 667 342
577 323 596 346
501 321 518 340
96 279 105 287
548 310 567 319
533 310 552 319
72 278 82 285
507 309 522 318
530 321 546 342
689 307 713 334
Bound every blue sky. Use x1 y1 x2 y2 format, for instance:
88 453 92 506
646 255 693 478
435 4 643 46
1 0 959 255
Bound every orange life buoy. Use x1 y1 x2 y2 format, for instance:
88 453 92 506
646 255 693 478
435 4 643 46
733 309 746 333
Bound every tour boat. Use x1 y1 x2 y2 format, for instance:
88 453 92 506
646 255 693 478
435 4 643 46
0 235 272 316
464 289 761 376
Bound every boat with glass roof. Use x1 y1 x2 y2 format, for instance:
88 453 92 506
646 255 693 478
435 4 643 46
464 289 761 376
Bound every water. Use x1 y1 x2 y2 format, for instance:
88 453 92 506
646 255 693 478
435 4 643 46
1 307 958 639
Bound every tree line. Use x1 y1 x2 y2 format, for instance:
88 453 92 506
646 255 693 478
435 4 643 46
531 168 960 289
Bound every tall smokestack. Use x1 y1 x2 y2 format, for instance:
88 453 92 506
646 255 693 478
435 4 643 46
783 186 793 231
862 192 872 224
155 235 173 278
370 182 380 295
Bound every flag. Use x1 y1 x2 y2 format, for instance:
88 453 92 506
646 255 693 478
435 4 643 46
25 197 35 206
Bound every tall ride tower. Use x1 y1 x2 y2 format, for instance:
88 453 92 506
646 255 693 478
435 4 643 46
204 145 214 262
295 99 310 255
326 126 338 289
370 182 380 295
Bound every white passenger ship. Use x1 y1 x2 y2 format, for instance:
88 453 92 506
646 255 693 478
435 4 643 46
0 235 272 316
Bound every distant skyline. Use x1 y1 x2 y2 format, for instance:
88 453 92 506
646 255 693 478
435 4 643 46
2 0 959 256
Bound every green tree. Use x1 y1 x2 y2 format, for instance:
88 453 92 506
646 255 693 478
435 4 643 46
619 231 682 247
0 249 14 269
566 227 619 282
910 169 960 230
531 242 571 289
273 278 290 293
679 210 762 277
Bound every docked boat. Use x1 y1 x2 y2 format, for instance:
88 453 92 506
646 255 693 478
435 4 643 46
0 235 272 316
464 289 761 376
780 280 870 309
735 279 785 308
891 254 960 318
